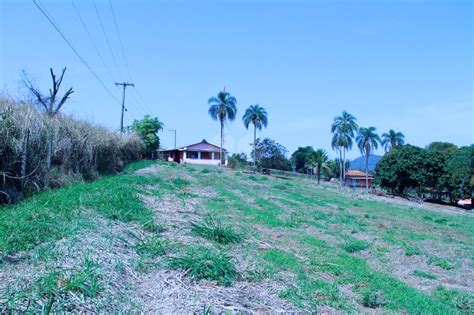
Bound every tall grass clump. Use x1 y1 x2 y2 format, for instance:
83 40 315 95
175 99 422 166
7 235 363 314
191 214 243 244
168 246 238 285
0 96 144 204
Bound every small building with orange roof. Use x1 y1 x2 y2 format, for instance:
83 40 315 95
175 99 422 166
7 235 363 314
345 170 374 187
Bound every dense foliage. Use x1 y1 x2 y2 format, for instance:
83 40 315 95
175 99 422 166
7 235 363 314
252 138 291 171
291 146 315 173
0 97 144 204
227 153 249 169
131 115 164 158
375 143 472 204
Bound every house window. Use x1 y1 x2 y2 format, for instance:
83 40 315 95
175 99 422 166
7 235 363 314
213 152 220 160
201 152 211 160
187 151 199 159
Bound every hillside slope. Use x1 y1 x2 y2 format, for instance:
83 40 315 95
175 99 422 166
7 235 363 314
1 161 473 313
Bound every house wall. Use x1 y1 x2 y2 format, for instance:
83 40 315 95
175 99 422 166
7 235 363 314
184 151 227 166
345 177 373 187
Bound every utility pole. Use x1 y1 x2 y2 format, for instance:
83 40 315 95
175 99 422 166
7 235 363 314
115 82 134 134
168 129 177 149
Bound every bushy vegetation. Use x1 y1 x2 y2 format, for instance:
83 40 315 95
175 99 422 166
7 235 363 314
375 143 473 204
0 96 144 204
251 138 291 171
227 152 249 169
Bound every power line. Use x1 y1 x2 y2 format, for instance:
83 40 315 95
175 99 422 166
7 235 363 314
92 0 124 82
71 0 115 83
109 0 132 83
108 0 155 115
32 0 121 104
71 0 143 118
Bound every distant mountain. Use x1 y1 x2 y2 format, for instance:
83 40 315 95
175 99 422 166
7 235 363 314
349 155 382 173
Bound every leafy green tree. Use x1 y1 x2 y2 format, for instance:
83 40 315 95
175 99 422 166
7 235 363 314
252 138 291 171
305 149 329 184
291 146 315 173
427 142 458 157
331 111 358 185
242 104 268 166
444 146 472 204
356 126 380 189
131 115 164 159
381 130 405 152
227 152 249 169
208 90 237 165
376 145 422 194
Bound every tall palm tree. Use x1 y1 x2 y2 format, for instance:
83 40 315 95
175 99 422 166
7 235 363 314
242 104 268 166
381 129 405 152
331 111 358 184
305 149 329 185
331 133 344 184
356 126 381 189
208 90 237 165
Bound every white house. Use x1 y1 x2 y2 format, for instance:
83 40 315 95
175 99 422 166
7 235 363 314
160 140 228 166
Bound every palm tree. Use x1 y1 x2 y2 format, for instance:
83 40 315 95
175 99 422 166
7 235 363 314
331 134 344 184
356 127 381 189
243 104 268 166
305 149 329 185
208 90 237 165
331 111 358 184
381 130 405 152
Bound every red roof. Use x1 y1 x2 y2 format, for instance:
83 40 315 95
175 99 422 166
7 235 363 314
346 170 373 178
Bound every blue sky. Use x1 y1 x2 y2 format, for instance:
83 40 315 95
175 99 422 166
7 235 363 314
1 0 472 159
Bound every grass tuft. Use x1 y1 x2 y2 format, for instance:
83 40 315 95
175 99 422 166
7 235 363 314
191 214 243 245
168 246 237 285
342 239 370 253
413 270 437 280
362 289 386 308
136 235 168 259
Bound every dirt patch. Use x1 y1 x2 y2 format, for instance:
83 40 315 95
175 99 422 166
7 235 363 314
134 164 165 176
137 269 298 313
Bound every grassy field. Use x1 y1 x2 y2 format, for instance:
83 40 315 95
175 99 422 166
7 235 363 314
1 161 473 313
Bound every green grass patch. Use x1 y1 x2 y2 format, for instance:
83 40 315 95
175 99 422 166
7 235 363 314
168 246 237 286
172 178 191 188
191 214 243 245
403 244 422 256
0 162 157 254
5 256 102 312
341 239 370 253
432 285 474 312
135 235 168 258
413 270 438 280
429 257 455 270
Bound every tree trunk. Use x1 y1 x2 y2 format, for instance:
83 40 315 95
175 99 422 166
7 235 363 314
365 150 369 190
339 148 343 186
343 148 346 185
317 165 320 185
220 120 224 166
253 124 257 167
